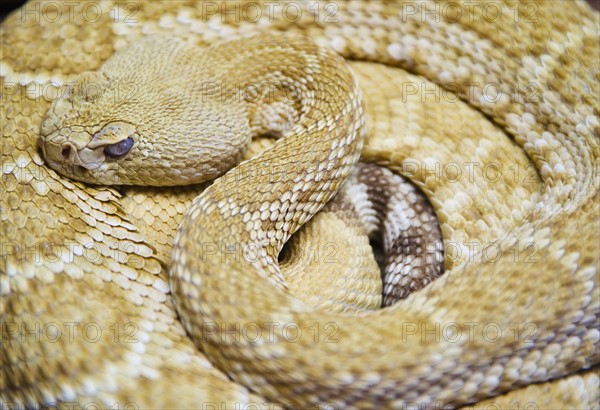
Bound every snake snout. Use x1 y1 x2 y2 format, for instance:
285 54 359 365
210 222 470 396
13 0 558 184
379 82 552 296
46 140 82 167
42 137 104 173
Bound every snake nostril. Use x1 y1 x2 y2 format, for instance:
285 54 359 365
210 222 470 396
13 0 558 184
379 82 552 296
61 145 71 159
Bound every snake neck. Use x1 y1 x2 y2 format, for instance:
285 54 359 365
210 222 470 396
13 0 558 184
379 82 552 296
170 33 366 321
195 33 367 252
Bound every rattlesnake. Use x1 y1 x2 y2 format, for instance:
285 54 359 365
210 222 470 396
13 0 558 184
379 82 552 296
1 1 599 409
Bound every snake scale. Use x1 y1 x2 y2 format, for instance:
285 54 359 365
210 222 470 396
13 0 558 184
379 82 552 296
1 0 599 409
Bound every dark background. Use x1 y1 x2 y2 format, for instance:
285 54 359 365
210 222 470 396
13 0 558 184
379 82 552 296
1 0 24 18
1 0 600 20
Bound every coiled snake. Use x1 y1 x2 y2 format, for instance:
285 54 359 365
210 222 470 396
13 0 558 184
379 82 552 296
1 1 599 409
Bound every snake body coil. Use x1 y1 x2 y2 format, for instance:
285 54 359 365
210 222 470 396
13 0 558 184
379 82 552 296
2 1 599 409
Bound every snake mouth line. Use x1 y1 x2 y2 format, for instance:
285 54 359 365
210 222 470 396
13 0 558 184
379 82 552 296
43 154 91 180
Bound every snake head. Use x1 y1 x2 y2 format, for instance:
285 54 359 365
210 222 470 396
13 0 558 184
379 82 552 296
40 36 252 186
40 71 140 184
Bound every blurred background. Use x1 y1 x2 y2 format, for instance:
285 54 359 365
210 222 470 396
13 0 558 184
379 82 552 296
2 0 600 21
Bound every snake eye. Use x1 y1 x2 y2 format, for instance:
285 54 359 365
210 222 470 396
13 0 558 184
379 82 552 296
104 137 134 158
